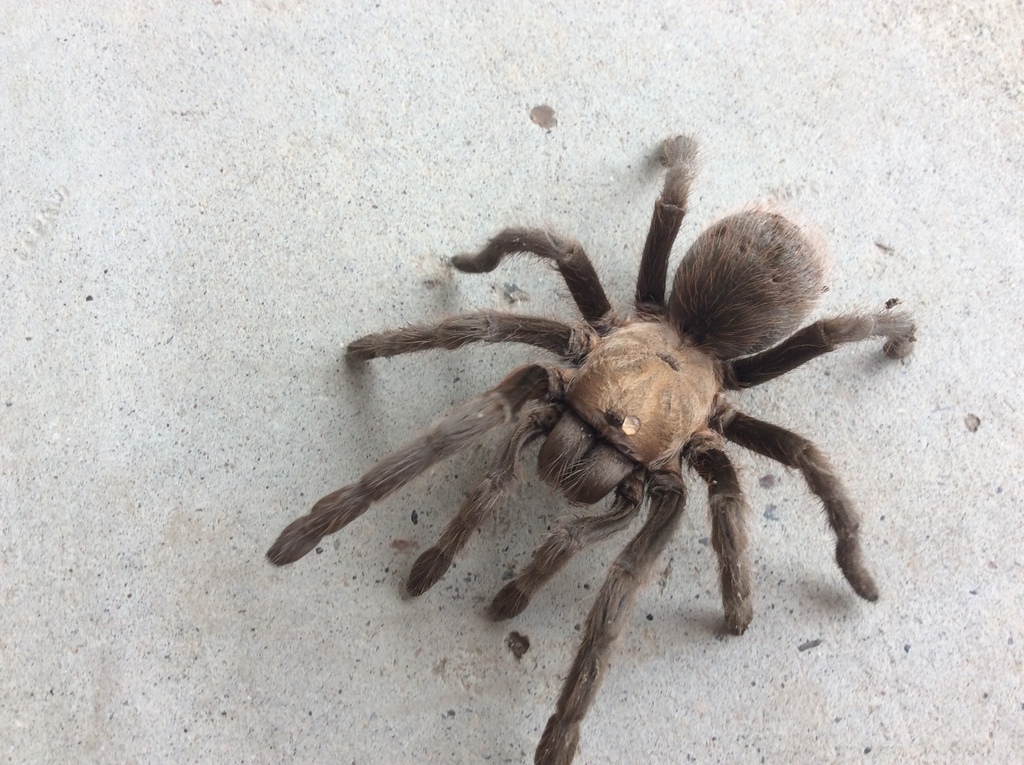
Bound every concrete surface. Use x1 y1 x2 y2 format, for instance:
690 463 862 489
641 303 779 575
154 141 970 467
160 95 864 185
2 3 1022 763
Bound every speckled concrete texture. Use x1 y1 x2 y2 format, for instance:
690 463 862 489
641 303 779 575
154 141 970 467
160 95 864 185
2 3 1022 763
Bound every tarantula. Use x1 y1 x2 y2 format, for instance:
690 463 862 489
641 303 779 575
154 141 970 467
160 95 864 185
267 135 916 765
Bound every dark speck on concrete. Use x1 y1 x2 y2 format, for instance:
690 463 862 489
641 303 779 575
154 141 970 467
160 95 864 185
506 631 530 659
529 104 557 129
501 283 529 304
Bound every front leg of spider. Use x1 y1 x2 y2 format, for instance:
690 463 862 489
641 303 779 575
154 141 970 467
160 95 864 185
536 472 687 765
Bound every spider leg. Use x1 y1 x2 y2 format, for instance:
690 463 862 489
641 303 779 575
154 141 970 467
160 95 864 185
406 404 560 596
724 308 916 389
634 135 699 312
535 471 686 765
450 228 614 327
712 406 878 601
489 470 644 621
347 311 595 365
684 441 753 634
266 364 564 566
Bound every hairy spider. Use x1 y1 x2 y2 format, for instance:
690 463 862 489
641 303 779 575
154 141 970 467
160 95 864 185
267 135 916 765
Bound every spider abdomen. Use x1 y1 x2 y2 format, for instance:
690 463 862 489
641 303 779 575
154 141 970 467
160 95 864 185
669 210 827 360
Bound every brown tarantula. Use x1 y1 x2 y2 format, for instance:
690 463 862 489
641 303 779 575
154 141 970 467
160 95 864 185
267 135 915 765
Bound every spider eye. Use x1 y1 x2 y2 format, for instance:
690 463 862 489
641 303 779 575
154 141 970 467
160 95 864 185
604 410 624 428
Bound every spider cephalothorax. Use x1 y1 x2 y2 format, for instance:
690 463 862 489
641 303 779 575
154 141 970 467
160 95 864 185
267 135 915 765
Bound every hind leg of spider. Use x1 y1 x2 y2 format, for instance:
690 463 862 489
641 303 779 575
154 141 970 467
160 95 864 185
724 307 916 389
267 364 563 566
406 404 560 596
714 406 878 601
535 471 686 765
685 442 753 634
635 134 700 312
451 228 613 326
489 470 644 621
346 311 594 365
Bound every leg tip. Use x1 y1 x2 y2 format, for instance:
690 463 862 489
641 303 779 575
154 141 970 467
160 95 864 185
345 337 377 361
724 601 753 635
844 566 879 602
489 582 531 621
406 547 452 597
837 538 880 601
882 335 915 359
661 134 699 167
450 252 488 273
266 516 323 566
856 580 880 602
535 714 580 765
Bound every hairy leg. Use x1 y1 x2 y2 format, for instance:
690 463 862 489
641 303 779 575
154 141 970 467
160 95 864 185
685 443 752 634
713 407 878 601
266 364 563 566
346 311 595 365
489 470 645 621
451 228 614 326
635 135 699 312
724 308 916 389
406 404 561 596
535 471 686 765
